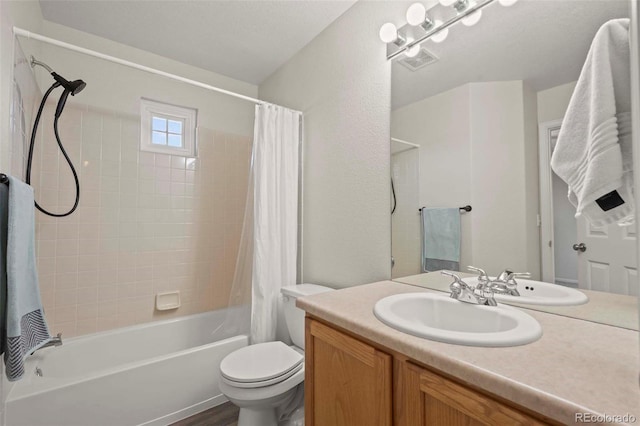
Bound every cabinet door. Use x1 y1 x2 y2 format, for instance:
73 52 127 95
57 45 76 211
305 318 392 426
397 361 552 426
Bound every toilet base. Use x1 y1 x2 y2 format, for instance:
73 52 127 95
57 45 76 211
238 406 278 426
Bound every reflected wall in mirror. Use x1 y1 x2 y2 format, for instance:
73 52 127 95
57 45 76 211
389 0 638 329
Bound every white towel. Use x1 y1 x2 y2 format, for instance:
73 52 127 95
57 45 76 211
551 18 633 227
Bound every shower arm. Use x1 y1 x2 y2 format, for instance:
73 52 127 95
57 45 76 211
30 56 54 74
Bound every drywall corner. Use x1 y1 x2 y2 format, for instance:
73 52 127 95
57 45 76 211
259 1 393 287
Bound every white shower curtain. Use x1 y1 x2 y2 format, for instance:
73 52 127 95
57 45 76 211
250 104 301 344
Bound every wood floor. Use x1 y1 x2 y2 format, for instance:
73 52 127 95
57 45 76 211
170 402 239 426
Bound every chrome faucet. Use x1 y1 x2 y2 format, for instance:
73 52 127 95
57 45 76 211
30 333 62 354
441 271 497 306
490 270 530 297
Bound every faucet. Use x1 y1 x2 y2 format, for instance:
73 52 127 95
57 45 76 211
30 333 62 354
441 271 497 306
467 266 491 290
490 270 530 297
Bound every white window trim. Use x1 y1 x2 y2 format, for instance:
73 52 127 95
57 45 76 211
140 98 197 157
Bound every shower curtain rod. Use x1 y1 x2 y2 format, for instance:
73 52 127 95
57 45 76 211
13 27 301 113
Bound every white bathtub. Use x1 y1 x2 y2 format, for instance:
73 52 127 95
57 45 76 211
6 310 248 426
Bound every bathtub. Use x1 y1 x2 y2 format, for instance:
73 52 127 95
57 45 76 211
5 310 249 426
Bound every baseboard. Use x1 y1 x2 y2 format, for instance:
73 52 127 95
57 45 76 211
138 394 229 426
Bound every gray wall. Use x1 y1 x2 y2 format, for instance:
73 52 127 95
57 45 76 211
259 1 393 288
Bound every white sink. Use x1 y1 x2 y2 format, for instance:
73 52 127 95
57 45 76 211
462 277 588 306
373 292 542 347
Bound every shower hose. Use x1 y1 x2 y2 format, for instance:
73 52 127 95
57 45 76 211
26 82 80 217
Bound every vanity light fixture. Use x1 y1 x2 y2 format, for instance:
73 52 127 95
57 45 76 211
406 4 450 43
382 0 518 60
431 20 449 43
379 22 406 46
404 40 421 58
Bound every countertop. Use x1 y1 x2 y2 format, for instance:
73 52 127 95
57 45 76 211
297 280 640 426
396 272 639 330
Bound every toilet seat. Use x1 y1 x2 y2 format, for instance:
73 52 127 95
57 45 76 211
220 342 303 389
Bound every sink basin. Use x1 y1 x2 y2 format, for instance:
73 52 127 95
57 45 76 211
373 292 542 347
462 277 588 306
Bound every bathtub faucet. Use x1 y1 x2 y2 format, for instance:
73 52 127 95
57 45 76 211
32 333 63 354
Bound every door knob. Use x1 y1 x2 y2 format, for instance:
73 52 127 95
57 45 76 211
572 243 587 252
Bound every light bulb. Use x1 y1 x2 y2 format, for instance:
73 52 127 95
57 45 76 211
379 23 398 43
439 0 457 6
461 9 482 26
405 43 420 58
498 0 518 5
406 3 427 26
431 20 448 43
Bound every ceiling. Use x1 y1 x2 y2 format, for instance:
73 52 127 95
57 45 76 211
392 0 629 109
39 0 357 85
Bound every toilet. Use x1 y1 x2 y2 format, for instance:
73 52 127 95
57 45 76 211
219 284 333 426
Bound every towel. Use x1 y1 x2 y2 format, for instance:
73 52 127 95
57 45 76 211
551 18 633 227
0 176 52 381
421 208 460 272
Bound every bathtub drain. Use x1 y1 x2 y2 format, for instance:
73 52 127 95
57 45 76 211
35 367 43 377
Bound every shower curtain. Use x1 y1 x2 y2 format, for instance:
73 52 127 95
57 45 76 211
250 104 301 344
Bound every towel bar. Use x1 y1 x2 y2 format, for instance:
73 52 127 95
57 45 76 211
418 205 472 213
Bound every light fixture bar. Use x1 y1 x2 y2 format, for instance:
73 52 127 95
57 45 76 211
387 0 495 60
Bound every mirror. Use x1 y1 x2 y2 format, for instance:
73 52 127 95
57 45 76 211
390 0 638 330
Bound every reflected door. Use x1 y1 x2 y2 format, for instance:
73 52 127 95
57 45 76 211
576 219 638 296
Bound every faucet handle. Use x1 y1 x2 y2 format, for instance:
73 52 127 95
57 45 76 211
467 266 490 281
510 272 531 278
441 270 467 291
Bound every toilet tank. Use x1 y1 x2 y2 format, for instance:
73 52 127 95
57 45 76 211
281 284 333 349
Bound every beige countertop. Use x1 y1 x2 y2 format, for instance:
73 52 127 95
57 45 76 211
396 272 639 331
298 280 640 426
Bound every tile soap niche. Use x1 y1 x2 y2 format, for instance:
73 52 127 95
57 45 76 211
155 291 181 311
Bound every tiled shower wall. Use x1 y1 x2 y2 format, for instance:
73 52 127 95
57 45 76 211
20 102 251 337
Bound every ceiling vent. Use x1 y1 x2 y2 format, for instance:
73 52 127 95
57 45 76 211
398 47 439 72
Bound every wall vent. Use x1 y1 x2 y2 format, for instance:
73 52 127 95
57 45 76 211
398 47 439 72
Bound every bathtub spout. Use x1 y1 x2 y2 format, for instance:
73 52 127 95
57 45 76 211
32 333 62 354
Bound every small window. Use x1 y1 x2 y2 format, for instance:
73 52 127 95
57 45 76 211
140 99 197 156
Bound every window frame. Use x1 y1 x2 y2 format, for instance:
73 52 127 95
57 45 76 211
140 98 197 157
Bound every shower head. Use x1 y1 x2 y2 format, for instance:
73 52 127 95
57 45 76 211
51 73 86 96
30 56 87 95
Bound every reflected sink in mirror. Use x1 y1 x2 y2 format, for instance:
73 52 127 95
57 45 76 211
373 292 542 347
462 277 589 306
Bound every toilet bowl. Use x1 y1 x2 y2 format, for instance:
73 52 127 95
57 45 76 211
218 284 333 426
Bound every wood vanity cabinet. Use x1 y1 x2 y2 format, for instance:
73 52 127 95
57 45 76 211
306 317 555 426
304 317 392 426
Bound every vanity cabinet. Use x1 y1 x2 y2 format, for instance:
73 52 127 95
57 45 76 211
306 317 556 426
305 318 392 426
396 361 549 426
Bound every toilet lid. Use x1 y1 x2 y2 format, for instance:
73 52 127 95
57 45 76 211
220 341 304 384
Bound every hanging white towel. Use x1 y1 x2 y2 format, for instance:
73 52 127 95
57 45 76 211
551 18 633 227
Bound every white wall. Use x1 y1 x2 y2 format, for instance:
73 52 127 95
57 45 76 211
391 81 541 278
259 1 393 288
26 20 257 137
537 81 577 124
538 81 579 283
469 81 539 277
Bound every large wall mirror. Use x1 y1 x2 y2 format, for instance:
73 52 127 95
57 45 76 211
390 0 638 329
